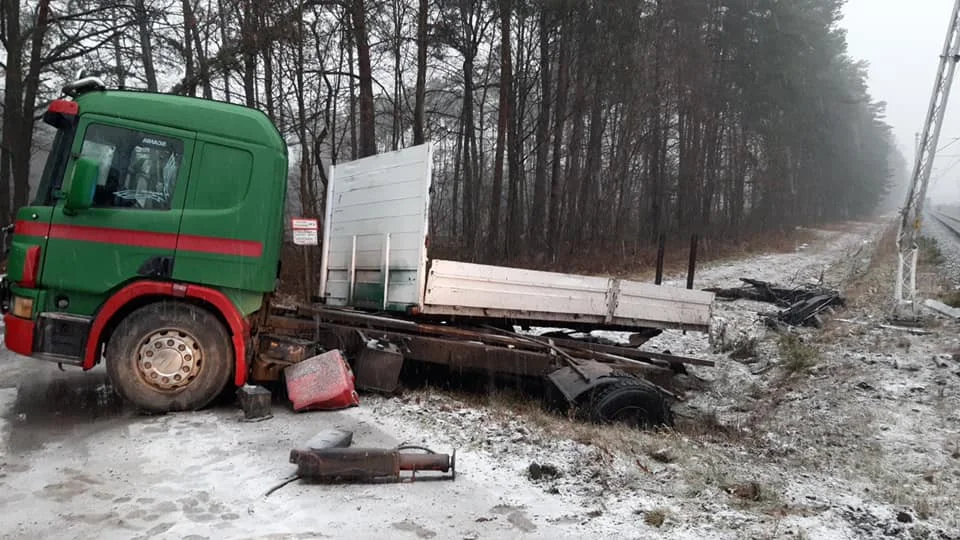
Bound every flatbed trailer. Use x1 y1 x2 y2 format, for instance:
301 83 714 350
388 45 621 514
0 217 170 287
317 145 713 334
251 144 717 427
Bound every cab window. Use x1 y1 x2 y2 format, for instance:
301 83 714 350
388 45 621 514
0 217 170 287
33 126 76 207
80 123 184 210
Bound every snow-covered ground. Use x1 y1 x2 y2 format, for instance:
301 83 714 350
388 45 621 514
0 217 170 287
354 219 960 539
354 218 960 538
2 217 960 539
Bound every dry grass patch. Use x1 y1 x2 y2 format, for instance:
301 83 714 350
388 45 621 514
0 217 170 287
778 334 819 374
918 236 945 266
938 290 960 308
446 386 714 467
643 509 667 528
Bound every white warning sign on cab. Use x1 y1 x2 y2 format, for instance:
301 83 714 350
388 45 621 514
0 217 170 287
291 218 319 246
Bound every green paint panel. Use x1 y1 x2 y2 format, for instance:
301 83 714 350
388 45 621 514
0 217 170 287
351 283 388 311
172 133 287 293
222 288 266 317
8 207 53 286
74 91 285 153
40 290 107 317
190 142 252 209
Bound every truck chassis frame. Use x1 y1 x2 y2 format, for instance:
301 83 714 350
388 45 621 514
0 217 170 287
251 302 713 426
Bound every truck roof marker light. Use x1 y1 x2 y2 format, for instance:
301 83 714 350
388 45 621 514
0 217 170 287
48 99 79 116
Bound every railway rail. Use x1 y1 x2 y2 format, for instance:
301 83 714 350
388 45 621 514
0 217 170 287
929 209 960 239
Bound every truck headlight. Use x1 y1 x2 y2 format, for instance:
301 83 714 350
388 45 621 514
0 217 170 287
12 296 33 319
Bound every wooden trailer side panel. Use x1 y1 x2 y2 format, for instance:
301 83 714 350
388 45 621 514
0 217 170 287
421 260 713 332
423 259 611 316
615 279 713 328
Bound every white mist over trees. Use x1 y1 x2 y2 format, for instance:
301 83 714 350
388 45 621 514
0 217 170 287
1 0 909 267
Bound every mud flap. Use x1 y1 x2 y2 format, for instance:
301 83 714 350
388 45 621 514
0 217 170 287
353 339 404 394
546 361 617 403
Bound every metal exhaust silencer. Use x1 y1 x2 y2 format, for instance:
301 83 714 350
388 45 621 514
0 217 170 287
289 445 456 482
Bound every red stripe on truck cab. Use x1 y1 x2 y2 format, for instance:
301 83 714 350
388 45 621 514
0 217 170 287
20 246 40 288
13 221 262 257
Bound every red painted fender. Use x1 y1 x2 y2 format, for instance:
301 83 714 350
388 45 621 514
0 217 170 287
84 281 250 386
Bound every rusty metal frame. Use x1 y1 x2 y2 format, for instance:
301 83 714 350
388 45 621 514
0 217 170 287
281 306 714 368
261 312 691 381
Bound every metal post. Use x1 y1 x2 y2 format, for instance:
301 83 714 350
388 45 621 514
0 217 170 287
686 234 698 290
349 235 357 304
655 233 666 285
383 233 392 310
318 166 337 300
895 0 960 316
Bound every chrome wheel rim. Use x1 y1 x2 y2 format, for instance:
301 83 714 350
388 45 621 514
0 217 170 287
136 329 203 391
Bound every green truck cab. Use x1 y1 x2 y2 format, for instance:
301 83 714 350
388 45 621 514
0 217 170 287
1 78 288 412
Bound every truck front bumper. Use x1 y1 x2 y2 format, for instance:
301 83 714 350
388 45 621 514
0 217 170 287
3 313 34 356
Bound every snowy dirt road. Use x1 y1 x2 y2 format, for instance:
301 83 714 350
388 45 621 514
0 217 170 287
0 359 609 539
2 217 960 539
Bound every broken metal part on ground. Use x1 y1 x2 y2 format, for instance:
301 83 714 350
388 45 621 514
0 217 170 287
706 278 845 328
237 384 273 421
289 445 456 483
284 350 360 411
306 429 354 450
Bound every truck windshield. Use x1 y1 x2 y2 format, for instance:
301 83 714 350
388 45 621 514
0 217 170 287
32 125 75 207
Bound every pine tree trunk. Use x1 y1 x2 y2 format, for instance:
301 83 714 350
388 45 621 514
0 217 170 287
530 12 551 250
548 27 569 256
351 0 377 157
488 0 512 260
413 0 428 145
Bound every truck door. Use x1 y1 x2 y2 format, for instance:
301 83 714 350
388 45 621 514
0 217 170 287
41 115 195 315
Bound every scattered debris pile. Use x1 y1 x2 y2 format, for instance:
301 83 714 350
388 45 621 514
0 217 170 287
233 350 361 422
706 278 845 328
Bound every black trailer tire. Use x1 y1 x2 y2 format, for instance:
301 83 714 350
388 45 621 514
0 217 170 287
106 301 234 413
587 377 673 429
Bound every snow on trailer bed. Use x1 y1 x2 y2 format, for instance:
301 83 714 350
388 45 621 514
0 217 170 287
317 143 714 333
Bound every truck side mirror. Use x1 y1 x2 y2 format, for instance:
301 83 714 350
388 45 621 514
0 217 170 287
63 157 99 213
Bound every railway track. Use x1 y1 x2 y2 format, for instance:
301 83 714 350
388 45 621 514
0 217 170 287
928 210 960 239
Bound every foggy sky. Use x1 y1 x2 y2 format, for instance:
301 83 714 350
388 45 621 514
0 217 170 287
842 0 960 202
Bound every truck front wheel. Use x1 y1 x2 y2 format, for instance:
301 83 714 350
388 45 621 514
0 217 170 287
106 302 234 413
